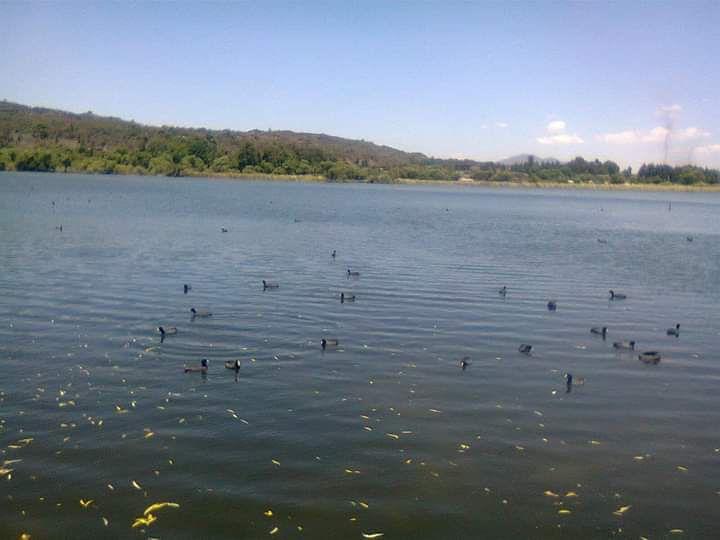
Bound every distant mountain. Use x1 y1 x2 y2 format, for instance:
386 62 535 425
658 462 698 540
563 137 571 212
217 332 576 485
499 154 560 166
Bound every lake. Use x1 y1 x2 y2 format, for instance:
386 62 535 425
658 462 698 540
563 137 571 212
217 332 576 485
1 172 719 539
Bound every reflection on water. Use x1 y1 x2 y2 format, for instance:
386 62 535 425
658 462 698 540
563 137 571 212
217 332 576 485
1 172 719 539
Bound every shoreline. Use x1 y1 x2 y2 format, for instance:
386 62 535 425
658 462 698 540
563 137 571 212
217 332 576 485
3 169 720 192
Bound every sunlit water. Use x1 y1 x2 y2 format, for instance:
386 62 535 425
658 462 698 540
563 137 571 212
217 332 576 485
1 172 719 539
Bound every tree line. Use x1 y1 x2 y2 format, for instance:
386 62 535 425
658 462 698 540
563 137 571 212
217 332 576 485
1 101 718 184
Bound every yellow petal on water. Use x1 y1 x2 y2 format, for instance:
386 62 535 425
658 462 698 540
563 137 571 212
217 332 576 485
143 502 179 516
264 509 274 517
386 433 399 439
669 530 684 534
269 526 279 535
589 440 601 445
131 513 157 528
677 466 688 472
543 491 560 498
404 459 412 464
565 491 578 498
558 509 572 515
613 505 631 516
107 483 114 491
363 426 373 432
102 517 109 526
144 431 155 439
131 480 142 490
79 499 93 508
0 468 13 477
362 533 384 539
359 501 369 509
271 459 281 466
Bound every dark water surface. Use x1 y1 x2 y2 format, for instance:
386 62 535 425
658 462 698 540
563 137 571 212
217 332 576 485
1 172 719 539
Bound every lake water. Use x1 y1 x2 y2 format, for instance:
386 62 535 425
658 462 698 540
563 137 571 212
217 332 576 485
1 172 719 539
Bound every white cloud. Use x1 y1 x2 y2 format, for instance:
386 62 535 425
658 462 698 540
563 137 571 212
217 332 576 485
597 125 710 144
547 120 566 134
657 104 683 116
495 122 508 128
695 144 720 154
537 120 583 145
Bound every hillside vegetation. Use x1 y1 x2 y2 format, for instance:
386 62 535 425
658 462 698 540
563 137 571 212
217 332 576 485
0 101 717 185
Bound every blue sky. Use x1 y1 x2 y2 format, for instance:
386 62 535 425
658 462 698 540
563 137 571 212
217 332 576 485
2 1 719 168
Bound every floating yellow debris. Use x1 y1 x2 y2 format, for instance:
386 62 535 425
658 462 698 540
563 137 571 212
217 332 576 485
270 526 279 535
344 469 361 475
143 502 179 516
102 517 109 526
107 483 114 491
633 456 644 461
589 440 601 445
131 480 142 490
144 431 155 439
359 501 369 509
404 459 412 464
79 499 93 508
613 505 631 516
558 509 572 515
362 533 384 539
543 491 560 498
131 513 157 528
264 510 274 517
677 466 688 472
271 459 281 466
386 433 400 440
20 534 31 540
459 443 470 450
669 530 684 534
0 468 13 477
565 491 578 498
363 426 373 431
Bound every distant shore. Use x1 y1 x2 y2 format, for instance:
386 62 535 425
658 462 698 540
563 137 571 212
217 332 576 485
4 169 720 192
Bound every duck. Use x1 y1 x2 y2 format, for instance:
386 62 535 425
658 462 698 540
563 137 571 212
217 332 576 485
321 338 339 350
185 359 208 373
547 300 557 311
609 290 627 300
597 238 608 244
331 250 336 258
262 280 279 290
340 292 356 303
613 340 636 350
498 286 507 296
639 351 661 365
225 359 241 371
221 227 228 233
347 269 360 277
666 323 680 336
190 308 212 318
519 344 532 354
686 236 693 242
590 326 608 338
183 284 191 294
158 326 177 337
460 356 470 370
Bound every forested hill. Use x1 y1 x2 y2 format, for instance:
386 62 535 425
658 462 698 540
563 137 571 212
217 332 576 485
0 100 718 185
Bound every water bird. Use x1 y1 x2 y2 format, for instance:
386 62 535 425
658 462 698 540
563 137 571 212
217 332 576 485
321 338 339 350
221 228 228 233
55 225 63 231
158 326 177 338
666 323 680 337
597 238 608 244
183 284 191 294
499 286 507 296
190 308 212 318
565 372 573 392
332 250 336 258
686 236 693 242
185 359 208 373
263 280 279 290
225 359 241 371
519 344 532 354
613 340 636 350
340 292 356 303
347 269 360 277
639 351 661 365
460 356 470 370
609 290 627 300
547 300 557 311
590 326 608 338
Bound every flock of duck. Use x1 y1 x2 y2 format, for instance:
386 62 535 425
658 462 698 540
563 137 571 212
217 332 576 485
512 286 679 371
159 243 679 379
